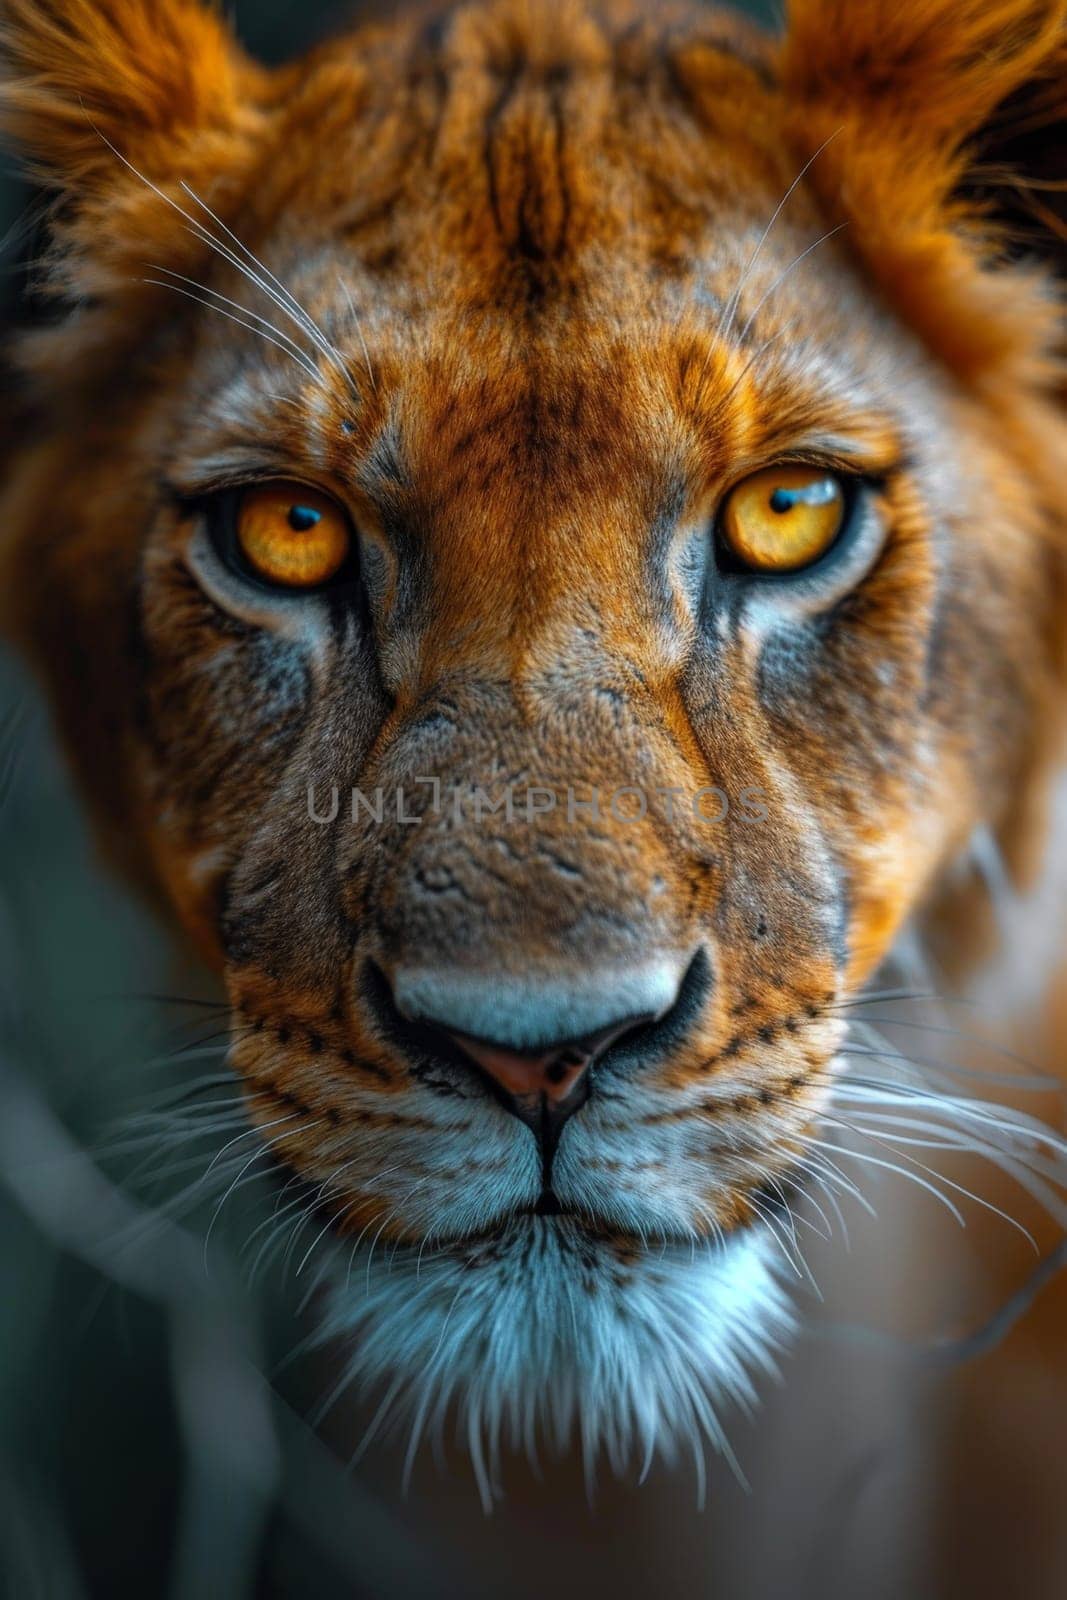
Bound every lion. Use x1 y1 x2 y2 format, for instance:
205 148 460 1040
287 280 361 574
1 0 1065 1498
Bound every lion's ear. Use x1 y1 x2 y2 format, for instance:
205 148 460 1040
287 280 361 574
782 0 1067 386
0 0 265 193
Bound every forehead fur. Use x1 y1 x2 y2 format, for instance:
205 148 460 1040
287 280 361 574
271 2 788 295
2 0 1064 402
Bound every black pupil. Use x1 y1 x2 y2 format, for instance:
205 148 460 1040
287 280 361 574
287 504 321 533
769 488 797 513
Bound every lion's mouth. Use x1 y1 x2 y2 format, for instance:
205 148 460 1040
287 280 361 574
356 951 718 1207
246 1051 819 1259
259 1133 812 1260
446 1139 819 1255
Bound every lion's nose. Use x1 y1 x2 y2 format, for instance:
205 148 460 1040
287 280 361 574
390 962 685 1109
443 1019 637 1106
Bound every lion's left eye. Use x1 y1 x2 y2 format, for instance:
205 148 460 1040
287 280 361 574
719 465 847 574
232 481 352 589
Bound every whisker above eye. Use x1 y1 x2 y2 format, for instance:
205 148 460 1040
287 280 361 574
87 118 367 406
734 222 849 351
84 120 358 394
699 321 793 416
178 181 361 402
141 278 323 385
338 274 376 395
146 263 325 376
717 127 842 347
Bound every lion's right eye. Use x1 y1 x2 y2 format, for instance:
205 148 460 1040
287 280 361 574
224 481 353 590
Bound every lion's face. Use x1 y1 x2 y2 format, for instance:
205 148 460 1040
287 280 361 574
2 0 1065 1477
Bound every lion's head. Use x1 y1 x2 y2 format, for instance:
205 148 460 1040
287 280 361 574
2 0 1065 1489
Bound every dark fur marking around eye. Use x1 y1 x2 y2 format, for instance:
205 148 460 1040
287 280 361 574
361 423 411 491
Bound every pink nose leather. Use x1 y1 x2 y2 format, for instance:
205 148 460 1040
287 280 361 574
446 1008 653 1104
447 1033 593 1104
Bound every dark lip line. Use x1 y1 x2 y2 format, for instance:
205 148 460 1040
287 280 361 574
249 1136 694 1253
430 1169 815 1255
252 1132 803 1262
406 1202 771 1256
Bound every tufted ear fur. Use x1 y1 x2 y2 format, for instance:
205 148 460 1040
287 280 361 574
0 0 265 183
0 0 270 302
783 0 1067 390
784 0 1067 965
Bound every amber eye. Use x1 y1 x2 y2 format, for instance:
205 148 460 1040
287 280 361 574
720 465 847 574
234 481 351 589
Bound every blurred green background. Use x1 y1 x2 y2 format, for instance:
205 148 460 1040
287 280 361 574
3 4 1064 1599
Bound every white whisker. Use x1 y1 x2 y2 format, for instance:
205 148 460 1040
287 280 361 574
718 128 841 344
735 222 848 348
179 182 360 402
146 264 324 380
141 278 322 384
338 275 376 394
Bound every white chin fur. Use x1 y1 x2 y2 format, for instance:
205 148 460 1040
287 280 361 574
314 1216 792 1506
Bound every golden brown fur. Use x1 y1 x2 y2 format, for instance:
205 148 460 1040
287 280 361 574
1 0 1065 1472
